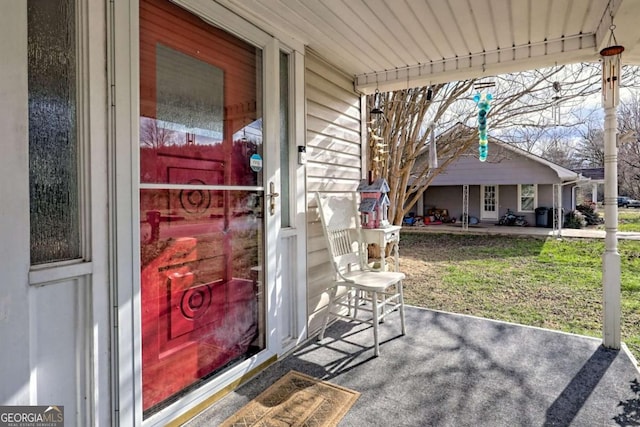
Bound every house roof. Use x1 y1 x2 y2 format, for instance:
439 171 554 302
575 167 605 181
357 178 390 193
216 0 640 94
410 128 587 186
496 141 583 182
358 198 378 213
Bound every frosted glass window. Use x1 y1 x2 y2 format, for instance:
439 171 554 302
28 0 81 265
280 52 291 228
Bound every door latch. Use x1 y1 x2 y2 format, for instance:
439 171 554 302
268 182 279 216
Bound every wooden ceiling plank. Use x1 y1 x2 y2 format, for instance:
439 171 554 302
529 0 550 44
314 0 409 70
380 0 435 63
360 0 423 66
510 0 531 47
216 0 633 80
563 0 588 37
490 0 513 50
427 0 470 59
451 0 482 54
404 0 447 60
547 0 571 40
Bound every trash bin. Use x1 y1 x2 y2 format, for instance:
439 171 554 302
547 208 565 228
535 207 548 227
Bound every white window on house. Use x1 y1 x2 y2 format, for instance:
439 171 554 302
518 184 537 212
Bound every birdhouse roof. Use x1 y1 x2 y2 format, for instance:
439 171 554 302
357 178 390 193
379 194 390 205
358 198 378 213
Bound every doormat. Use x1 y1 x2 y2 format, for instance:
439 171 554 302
220 370 360 427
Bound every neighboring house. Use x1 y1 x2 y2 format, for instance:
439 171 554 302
1 1 636 426
575 167 605 204
409 139 589 226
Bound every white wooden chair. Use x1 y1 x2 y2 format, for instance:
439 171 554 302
315 191 406 356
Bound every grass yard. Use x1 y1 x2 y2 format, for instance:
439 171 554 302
399 232 640 363
597 208 640 232
619 209 640 232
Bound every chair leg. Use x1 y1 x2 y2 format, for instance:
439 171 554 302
372 291 380 356
398 281 406 335
319 286 337 341
353 288 359 318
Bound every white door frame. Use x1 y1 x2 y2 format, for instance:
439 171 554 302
110 1 307 424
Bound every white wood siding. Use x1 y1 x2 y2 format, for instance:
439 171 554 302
304 51 362 334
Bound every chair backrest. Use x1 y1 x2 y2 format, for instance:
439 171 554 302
315 192 365 275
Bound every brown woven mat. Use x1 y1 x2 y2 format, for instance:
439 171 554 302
220 370 360 427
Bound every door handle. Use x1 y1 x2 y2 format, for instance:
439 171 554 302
268 182 279 216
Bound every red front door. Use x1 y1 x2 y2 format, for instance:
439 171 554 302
139 0 265 415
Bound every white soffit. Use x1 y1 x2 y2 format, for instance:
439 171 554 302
215 0 640 94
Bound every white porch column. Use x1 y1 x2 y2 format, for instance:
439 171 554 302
417 193 424 216
556 184 563 238
592 183 598 205
601 45 623 349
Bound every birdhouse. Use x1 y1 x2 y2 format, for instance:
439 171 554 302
357 177 390 228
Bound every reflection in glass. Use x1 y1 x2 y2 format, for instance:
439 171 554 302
140 0 265 415
156 44 224 138
140 189 264 413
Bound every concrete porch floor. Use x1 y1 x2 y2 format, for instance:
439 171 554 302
184 306 640 426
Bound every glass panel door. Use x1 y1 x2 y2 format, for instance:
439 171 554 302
140 0 265 415
481 185 498 219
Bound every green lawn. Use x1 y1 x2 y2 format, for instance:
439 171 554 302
399 232 640 363
596 208 640 232
619 210 640 232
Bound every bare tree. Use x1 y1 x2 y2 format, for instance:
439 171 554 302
575 117 605 168
140 117 178 149
617 94 640 198
368 63 631 225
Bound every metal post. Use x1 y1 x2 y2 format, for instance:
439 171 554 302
552 183 559 236
601 41 623 349
462 184 469 230
556 183 563 238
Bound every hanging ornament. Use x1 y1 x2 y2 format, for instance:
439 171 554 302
428 123 438 169
551 81 562 125
473 92 492 162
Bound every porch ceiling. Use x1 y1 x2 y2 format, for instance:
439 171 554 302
215 0 640 94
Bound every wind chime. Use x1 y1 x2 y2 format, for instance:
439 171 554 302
601 24 624 108
473 81 494 162
369 89 387 179
551 81 562 125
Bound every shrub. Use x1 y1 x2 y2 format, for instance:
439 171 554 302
565 210 588 229
575 203 604 225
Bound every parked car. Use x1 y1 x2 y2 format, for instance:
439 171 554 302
619 196 632 207
627 199 640 208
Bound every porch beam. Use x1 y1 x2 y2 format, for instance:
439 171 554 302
355 35 597 94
